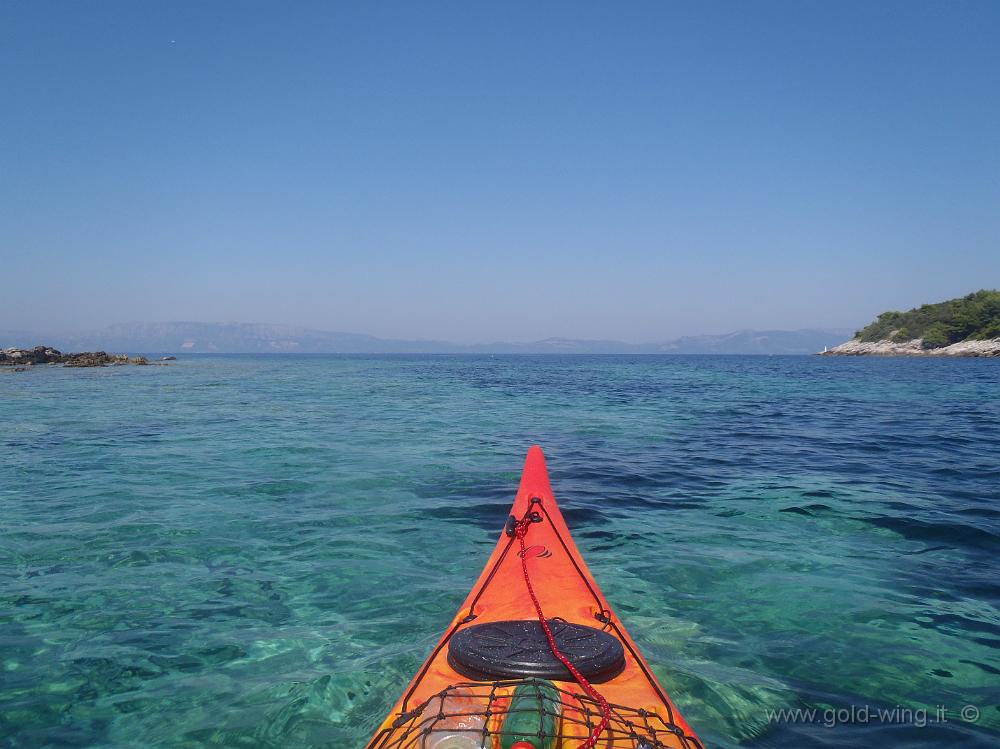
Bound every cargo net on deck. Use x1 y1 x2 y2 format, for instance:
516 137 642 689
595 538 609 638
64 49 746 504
368 679 701 749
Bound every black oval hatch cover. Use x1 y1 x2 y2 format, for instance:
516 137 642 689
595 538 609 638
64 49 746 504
447 619 626 683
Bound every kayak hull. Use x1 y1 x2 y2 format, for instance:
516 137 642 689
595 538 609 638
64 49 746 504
367 446 702 749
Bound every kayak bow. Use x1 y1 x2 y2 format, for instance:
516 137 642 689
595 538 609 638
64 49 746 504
367 446 702 749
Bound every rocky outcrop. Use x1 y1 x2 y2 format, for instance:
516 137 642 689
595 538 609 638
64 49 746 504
1 346 158 367
64 352 149 367
0 346 64 364
822 338 1000 357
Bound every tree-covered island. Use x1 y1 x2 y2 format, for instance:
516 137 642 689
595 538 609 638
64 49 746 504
824 290 1000 356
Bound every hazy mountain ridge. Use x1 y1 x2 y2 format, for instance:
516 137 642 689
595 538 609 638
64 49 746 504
2 322 852 355
653 329 854 355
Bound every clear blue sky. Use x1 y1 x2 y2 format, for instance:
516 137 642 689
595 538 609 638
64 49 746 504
2 1 998 342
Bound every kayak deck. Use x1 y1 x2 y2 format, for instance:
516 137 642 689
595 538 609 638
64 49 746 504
367 447 702 749
371 679 697 748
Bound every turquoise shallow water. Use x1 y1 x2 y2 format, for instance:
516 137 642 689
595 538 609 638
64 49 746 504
1 354 998 748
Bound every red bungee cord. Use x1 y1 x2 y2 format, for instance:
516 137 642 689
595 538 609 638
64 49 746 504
514 516 612 749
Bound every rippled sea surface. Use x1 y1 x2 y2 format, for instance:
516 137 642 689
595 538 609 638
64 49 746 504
2 355 999 748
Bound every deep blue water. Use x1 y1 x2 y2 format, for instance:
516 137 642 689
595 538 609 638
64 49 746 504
1 354 998 748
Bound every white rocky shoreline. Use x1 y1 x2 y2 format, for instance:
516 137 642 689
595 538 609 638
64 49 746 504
821 338 1000 357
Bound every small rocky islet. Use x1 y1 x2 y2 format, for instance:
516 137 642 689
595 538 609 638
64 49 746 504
822 289 1000 357
0 346 168 369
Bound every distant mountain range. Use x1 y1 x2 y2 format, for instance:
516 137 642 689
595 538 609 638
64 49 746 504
1 322 853 355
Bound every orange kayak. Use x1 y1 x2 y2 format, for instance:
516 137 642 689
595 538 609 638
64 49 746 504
367 446 703 749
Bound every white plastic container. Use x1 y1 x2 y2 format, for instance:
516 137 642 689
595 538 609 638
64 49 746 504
420 688 488 749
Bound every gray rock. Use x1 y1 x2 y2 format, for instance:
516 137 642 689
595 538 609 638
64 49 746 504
1 346 162 367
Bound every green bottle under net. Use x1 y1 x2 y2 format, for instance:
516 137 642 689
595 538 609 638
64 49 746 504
499 680 561 749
